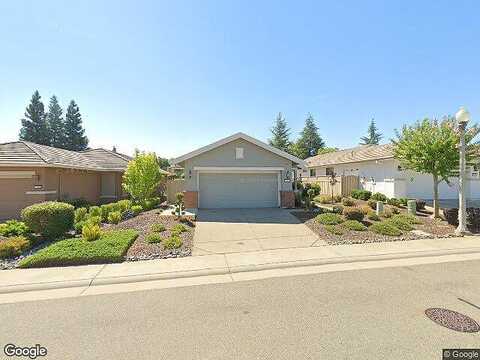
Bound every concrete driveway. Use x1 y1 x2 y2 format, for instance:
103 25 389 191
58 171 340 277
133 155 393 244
193 208 325 255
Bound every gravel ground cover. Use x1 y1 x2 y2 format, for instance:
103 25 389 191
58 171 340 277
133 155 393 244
106 208 195 261
292 206 460 245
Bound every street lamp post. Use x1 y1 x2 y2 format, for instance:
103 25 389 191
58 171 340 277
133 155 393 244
455 107 470 235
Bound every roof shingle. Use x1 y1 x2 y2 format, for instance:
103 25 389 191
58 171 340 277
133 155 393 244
306 144 394 167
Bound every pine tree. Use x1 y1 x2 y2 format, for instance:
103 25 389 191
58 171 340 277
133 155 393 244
64 100 88 151
19 90 50 145
293 114 325 159
268 112 291 152
46 95 66 148
360 118 383 145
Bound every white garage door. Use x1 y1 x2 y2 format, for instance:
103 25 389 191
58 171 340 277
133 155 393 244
199 173 278 208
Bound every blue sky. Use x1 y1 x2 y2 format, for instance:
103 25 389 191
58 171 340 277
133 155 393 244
0 0 479 158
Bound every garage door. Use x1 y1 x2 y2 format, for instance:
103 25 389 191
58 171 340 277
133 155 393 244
0 178 34 220
199 173 278 208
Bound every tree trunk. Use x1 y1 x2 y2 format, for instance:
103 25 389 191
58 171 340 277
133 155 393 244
433 174 440 218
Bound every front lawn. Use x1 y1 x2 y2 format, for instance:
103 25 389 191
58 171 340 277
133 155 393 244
18 229 138 268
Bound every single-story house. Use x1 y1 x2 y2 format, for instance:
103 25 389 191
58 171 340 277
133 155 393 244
0 141 132 219
171 132 305 209
303 144 480 201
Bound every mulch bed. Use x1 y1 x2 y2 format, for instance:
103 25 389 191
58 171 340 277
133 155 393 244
105 208 195 261
292 208 459 245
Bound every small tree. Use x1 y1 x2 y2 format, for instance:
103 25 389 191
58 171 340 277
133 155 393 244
360 118 383 145
294 114 325 158
122 153 164 203
47 95 66 148
268 112 291 152
64 100 89 151
174 192 185 216
393 117 479 218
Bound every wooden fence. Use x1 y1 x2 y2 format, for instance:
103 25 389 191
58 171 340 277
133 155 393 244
302 175 359 197
166 179 185 203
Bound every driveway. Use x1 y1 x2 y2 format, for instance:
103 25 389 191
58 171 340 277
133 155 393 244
192 208 325 255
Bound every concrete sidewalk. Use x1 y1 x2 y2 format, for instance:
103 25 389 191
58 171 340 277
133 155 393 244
1 236 479 297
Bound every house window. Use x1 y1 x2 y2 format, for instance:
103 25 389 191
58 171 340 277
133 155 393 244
326 167 334 176
309 169 316 177
235 147 244 159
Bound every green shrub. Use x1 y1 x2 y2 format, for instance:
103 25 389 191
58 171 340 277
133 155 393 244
316 213 344 225
116 199 132 212
0 236 30 259
146 232 162 243
343 220 367 231
314 194 329 204
89 206 102 217
370 222 402 236
21 201 74 239
387 198 401 207
359 205 372 215
325 224 346 235
342 207 364 221
171 224 188 234
367 212 380 221
107 211 122 224
151 223 166 233
300 182 321 199
131 205 143 215
86 215 102 226
163 234 183 249
332 205 344 214
386 218 413 231
100 204 114 221
82 223 102 241
0 220 30 237
367 199 377 209
74 207 88 223
399 198 408 206
74 221 86 234
342 197 356 206
350 189 372 201
382 207 393 218
391 213 421 225
371 192 387 202
142 199 155 211
19 230 138 268
61 197 91 209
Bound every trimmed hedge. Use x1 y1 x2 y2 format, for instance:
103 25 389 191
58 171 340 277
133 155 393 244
21 202 74 239
325 224 346 235
371 192 387 202
19 230 138 268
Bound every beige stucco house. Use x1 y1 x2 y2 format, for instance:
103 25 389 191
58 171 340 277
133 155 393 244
0 141 132 219
172 133 305 209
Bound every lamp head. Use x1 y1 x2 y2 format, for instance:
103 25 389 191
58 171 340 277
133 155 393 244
456 107 470 126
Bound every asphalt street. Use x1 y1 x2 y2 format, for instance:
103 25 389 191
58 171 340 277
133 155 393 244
1 259 479 360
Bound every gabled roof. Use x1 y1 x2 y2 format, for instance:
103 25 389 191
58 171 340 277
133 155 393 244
0 141 130 171
306 143 394 167
172 132 305 166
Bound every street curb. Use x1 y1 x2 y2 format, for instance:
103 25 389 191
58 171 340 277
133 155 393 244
2 247 480 295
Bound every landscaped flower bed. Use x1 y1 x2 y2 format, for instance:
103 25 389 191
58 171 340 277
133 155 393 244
292 193 462 245
108 208 195 261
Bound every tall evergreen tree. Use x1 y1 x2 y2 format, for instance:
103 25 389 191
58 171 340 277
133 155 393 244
64 100 88 151
46 95 66 148
360 118 383 145
290 114 325 159
268 112 291 152
19 90 50 145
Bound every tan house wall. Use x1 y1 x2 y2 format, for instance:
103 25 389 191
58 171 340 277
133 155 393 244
0 166 124 220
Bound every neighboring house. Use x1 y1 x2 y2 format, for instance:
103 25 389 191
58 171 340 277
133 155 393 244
171 132 304 209
0 141 132 219
304 144 480 200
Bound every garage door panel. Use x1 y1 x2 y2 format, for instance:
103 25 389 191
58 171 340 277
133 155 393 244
0 178 34 219
199 173 278 208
